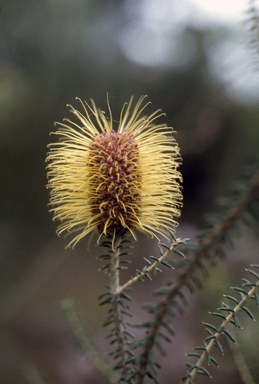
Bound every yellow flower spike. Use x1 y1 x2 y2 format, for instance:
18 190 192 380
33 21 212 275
46 96 183 248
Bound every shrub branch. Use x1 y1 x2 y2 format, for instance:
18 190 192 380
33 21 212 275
136 170 259 383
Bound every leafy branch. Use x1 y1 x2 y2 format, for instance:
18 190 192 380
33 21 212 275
60 299 120 384
97 229 189 383
135 161 259 383
247 0 259 60
117 232 188 295
98 234 137 382
58 161 259 384
183 264 259 383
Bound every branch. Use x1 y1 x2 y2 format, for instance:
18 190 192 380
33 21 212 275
61 300 119 384
136 168 259 383
183 265 259 383
117 237 187 295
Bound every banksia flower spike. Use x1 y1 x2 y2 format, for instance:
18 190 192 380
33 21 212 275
46 96 182 248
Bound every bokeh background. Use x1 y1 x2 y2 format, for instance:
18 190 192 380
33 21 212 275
1 0 259 383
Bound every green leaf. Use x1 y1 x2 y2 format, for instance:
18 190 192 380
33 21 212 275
218 306 234 313
169 229 177 241
223 294 239 304
182 371 192 380
178 237 191 244
209 311 226 320
178 291 188 305
245 268 259 280
120 292 132 301
121 309 133 317
99 298 113 306
252 292 259 306
170 300 184 315
98 292 110 300
241 306 255 320
215 339 224 354
154 286 172 295
197 365 212 378
204 334 215 342
159 242 171 250
124 330 135 339
223 329 236 343
187 352 201 358
157 331 171 344
231 286 248 295
149 256 159 261
205 327 214 337
186 280 195 294
186 363 196 371
158 246 165 256
230 315 242 329
143 257 152 265
193 346 207 351
207 353 219 366
154 340 167 356
161 321 175 336
241 278 254 287
146 370 159 384
202 322 218 333
161 260 174 269
173 248 186 258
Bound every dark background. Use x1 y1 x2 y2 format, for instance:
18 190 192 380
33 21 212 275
1 1 259 383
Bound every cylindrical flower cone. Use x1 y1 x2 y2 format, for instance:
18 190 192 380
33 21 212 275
46 96 182 248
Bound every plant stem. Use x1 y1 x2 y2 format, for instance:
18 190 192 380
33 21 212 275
109 235 132 377
117 239 182 295
184 280 259 384
136 170 259 383
110 235 121 295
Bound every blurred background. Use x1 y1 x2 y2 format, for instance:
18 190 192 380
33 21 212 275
1 0 259 383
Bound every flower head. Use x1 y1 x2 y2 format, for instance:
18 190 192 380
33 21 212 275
46 96 182 247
